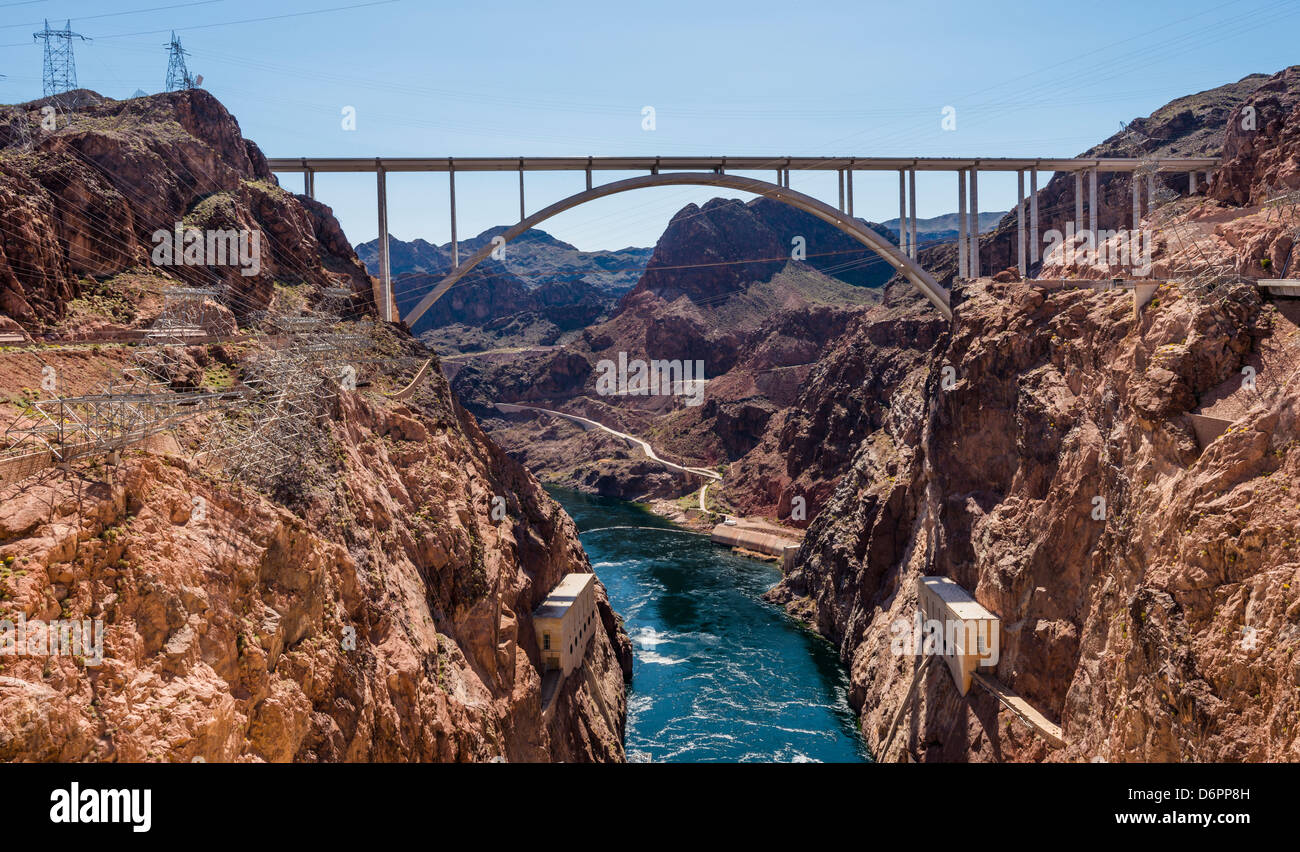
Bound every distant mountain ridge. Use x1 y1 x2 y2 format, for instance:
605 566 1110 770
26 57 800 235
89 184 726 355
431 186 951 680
880 209 1007 238
625 195 902 310
355 228 653 339
356 229 651 295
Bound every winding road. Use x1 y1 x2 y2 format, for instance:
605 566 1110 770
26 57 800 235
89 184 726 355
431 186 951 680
494 402 722 481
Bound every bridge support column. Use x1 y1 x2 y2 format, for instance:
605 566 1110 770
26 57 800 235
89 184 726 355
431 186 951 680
957 170 968 279
1088 168 1098 245
838 169 845 213
1146 171 1156 213
519 163 526 220
847 168 854 217
1016 170 1026 277
1132 174 1141 230
449 161 459 267
376 165 391 323
898 171 908 256
908 168 918 259
1029 168 1039 264
969 166 980 277
1188 170 1197 194
1074 171 1084 232
304 168 315 200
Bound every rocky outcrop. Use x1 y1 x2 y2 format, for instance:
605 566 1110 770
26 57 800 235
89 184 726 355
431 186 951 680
0 89 377 329
626 196 895 308
1213 66 1300 205
735 292 946 524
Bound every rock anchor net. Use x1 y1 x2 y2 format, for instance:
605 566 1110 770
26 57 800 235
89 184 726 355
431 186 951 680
0 285 244 484
197 296 372 491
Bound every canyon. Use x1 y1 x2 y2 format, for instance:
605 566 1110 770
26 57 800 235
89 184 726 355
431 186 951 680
433 68 1300 762
4 61 1300 765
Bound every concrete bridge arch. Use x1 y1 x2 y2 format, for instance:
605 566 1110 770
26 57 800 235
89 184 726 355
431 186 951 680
401 172 952 328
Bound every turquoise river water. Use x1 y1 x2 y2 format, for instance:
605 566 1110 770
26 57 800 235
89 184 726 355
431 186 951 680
550 487 871 763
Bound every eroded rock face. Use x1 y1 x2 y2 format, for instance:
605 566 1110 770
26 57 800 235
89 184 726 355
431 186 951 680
0 366 631 763
1214 66 1300 205
627 197 896 308
0 89 630 763
0 89 376 329
771 276 1300 762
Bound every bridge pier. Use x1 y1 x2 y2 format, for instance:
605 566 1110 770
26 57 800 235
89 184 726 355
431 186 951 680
838 169 845 213
1074 171 1084 234
1132 175 1141 230
908 168 917 259
847 167 854 217
376 164 392 322
519 160 526 220
1016 170 1026 277
957 170 968 278
300 158 315 199
449 160 459 267
1189 170 1197 194
1029 168 1039 265
1146 171 1155 213
898 171 908 256
968 165 979 277
1088 167 1098 239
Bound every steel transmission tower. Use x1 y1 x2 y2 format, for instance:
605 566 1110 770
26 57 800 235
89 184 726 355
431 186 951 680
32 20 89 99
164 31 194 92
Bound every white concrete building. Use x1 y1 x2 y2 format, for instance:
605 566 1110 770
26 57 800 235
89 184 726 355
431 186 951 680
919 576 1000 695
533 573 598 676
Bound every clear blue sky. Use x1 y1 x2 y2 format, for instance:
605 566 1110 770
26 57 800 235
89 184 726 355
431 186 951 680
2 0 1296 250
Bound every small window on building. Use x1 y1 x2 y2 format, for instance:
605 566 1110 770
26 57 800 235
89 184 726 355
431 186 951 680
543 633 551 650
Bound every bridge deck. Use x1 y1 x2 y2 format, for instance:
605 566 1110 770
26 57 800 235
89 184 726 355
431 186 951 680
269 155 1221 175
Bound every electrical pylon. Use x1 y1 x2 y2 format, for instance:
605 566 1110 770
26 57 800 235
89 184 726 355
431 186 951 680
32 20 89 99
164 31 194 92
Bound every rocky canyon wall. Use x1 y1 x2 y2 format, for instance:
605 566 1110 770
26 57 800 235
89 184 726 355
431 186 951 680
0 89 630 762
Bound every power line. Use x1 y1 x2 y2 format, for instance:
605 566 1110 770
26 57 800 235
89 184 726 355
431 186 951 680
0 1 226 31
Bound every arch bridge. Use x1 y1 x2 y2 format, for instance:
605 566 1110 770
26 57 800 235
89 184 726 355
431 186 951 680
267 154 1222 326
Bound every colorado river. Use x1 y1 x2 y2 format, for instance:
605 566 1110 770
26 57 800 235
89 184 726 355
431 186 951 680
550 487 871 763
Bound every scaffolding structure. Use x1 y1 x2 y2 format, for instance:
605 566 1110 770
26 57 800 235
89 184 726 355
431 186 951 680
1262 186 1300 278
1114 124 1242 296
197 300 374 489
1 269 387 491
0 286 242 485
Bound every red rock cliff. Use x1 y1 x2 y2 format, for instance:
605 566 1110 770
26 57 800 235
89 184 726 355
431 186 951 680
0 90 630 762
